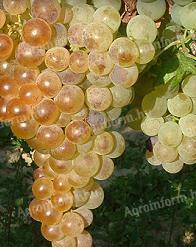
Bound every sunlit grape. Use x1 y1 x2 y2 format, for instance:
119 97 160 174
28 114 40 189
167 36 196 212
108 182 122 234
27 136 49 154
11 119 39 140
68 23 86 47
45 47 70 72
58 68 85 85
50 138 76 160
59 3 73 24
72 187 91 208
29 199 49 222
52 236 77 247
53 174 71 193
77 231 93 247
31 0 61 24
51 191 73 212
181 75 196 98
71 106 88 121
74 207 93 228
49 157 73 174
40 202 63 225
95 156 114 180
19 83 43 105
68 170 90 188
55 85 84 114
178 136 196 161
146 150 162 166
42 161 57 180
107 131 125 158
33 169 47 184
71 4 95 24
0 98 8 121
36 125 64 149
52 23 68 47
179 114 196 138
141 116 164 136
87 72 112 87
0 9 6 29
41 224 64 242
33 151 50 167
16 42 45 68
83 22 113 52
32 177 54 200
93 0 121 11
77 137 94 153
33 99 60 125
56 112 71 128
88 51 113 76
162 159 184 174
93 132 114 155
153 142 178 163
0 34 13 61
136 40 155 65
36 69 62 98
69 51 88 74
109 64 138 88
0 61 12 77
0 77 18 99
87 110 107 134
3 0 27 15
109 37 139 67
110 86 134 107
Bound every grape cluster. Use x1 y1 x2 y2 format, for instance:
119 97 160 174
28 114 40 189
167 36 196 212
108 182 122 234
142 75 196 173
0 0 160 246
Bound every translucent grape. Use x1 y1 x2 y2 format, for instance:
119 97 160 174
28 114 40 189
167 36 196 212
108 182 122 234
109 37 139 67
83 22 113 52
59 4 73 24
109 64 138 88
87 72 112 87
29 199 49 222
56 113 71 128
93 5 121 33
27 136 49 154
83 182 104 209
107 131 125 158
19 83 43 105
22 18 52 47
158 121 183 147
73 152 100 177
136 0 166 21
3 0 27 15
71 4 95 25
92 0 121 11
68 23 86 48
49 157 73 174
180 3 196 30
0 98 8 121
52 236 77 247
127 15 157 42
74 207 93 227
77 138 94 153
11 119 39 140
61 212 84 237
40 203 63 225
178 136 196 161
179 155 195 165
16 42 45 68
68 170 90 188
52 23 68 48
146 150 161 166
69 51 88 74
167 93 192 117
33 151 50 167
141 116 164 136
31 0 61 24
171 4 183 26
0 9 6 29
71 106 88 121
173 0 193 6
93 132 115 155
153 142 178 163
0 61 11 77
58 68 85 85
45 47 70 72
50 139 76 160
41 224 64 242
95 156 114 180
136 40 155 65
0 34 13 61
110 86 134 107
86 86 112 111
36 125 64 149
51 191 73 212
54 85 84 114
181 75 196 98
72 187 91 207
33 99 60 125
179 114 196 138
162 159 184 174
53 174 71 193
42 162 57 180
77 231 93 247
88 51 113 76
36 69 62 98
0 77 18 99
32 177 54 200
87 110 107 134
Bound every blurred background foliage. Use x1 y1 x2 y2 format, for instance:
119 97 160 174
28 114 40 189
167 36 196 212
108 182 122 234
0 125 195 247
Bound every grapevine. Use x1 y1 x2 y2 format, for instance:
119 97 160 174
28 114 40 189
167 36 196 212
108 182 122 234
0 0 195 246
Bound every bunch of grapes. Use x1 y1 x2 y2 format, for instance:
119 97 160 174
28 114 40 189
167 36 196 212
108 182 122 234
0 0 161 246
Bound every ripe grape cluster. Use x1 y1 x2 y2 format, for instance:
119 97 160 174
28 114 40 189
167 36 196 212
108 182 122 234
0 0 160 246
142 75 196 173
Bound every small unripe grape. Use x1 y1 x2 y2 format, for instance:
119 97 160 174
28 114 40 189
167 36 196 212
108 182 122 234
68 23 86 47
54 85 84 114
58 68 85 85
51 191 73 212
3 0 27 15
11 119 39 140
0 34 13 61
33 151 50 167
16 42 45 68
33 99 60 125
32 177 54 200
33 167 45 180
31 0 61 24
88 51 113 76
69 51 88 74
19 83 43 105
45 47 70 72
41 224 64 242
86 86 112 111
61 212 84 237
49 157 73 174
36 69 62 98
50 139 76 160
65 120 92 145
22 18 52 47
0 10 6 29
109 37 139 67
0 77 18 99
36 125 65 149
53 175 71 193
83 22 113 52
